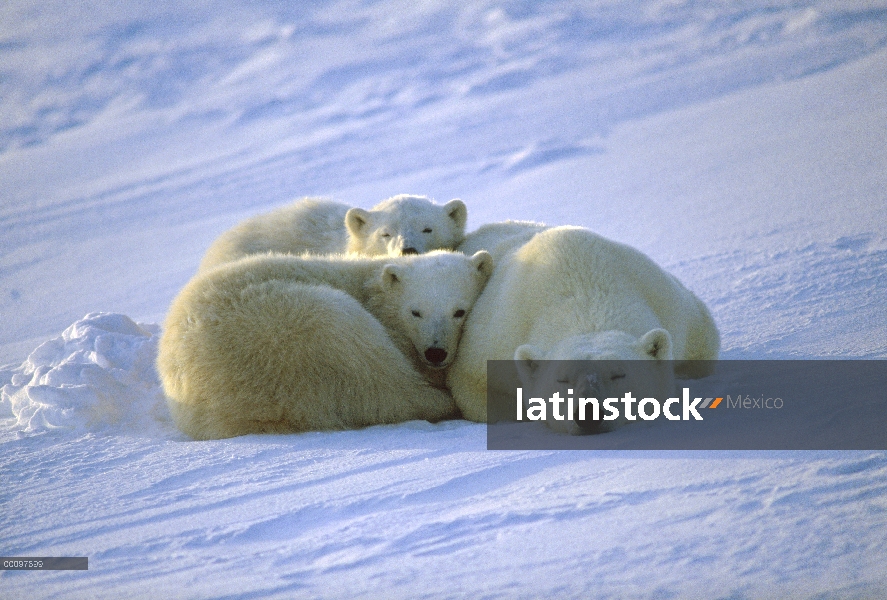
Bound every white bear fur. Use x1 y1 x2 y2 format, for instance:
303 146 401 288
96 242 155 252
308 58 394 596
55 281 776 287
198 194 468 272
159 250 492 439
450 225 720 423
513 330 676 434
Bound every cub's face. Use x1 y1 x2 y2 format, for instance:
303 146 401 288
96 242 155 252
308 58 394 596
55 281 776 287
345 195 467 257
514 330 675 434
380 251 492 370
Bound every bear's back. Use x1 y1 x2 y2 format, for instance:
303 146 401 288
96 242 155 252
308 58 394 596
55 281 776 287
198 199 351 272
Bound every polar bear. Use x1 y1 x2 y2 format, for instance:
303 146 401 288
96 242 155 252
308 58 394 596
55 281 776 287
345 195 468 257
158 250 492 439
198 194 468 272
449 225 720 427
510 331 676 434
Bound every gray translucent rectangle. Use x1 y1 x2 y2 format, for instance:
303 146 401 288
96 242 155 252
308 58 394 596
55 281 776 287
486 360 887 450
0 557 88 570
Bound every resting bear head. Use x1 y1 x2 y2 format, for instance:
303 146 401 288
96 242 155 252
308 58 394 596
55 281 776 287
376 250 493 371
345 195 467 257
513 329 675 434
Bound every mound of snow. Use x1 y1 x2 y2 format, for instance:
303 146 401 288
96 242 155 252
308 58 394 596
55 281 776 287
0 312 174 438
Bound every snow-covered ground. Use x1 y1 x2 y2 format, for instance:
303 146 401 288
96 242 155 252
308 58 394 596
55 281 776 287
2 1 886 598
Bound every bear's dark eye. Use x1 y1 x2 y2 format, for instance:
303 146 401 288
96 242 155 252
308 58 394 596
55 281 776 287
423 228 433 233
611 373 626 381
381 232 391 238
411 310 422 318
453 309 466 318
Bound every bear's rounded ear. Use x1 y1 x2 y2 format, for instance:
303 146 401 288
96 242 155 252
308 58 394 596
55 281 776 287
640 328 673 360
470 250 493 279
514 344 543 386
345 208 371 236
381 264 404 289
443 199 467 230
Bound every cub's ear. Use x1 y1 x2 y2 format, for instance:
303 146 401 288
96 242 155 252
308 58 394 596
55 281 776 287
640 328 673 360
380 264 404 289
470 250 494 279
514 344 543 387
345 208 371 236
443 199 467 230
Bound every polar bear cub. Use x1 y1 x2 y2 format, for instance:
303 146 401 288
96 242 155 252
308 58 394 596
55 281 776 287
345 195 467 257
449 225 720 427
158 250 492 440
198 194 468 272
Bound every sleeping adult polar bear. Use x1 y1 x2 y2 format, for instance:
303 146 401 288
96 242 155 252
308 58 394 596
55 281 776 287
449 224 720 427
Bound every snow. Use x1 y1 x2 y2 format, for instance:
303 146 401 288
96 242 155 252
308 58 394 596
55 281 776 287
0 313 170 437
1 1 886 598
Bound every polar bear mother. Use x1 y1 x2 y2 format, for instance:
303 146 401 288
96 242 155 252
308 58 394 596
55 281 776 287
449 224 720 426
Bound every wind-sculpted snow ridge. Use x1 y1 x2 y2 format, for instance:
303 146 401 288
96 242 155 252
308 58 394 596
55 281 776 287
667 237 887 360
0 312 174 439
3 428 887 599
3 1 887 217
4 1 887 154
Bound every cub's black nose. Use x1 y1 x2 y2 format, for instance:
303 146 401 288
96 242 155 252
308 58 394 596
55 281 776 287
424 347 447 365
401 247 419 255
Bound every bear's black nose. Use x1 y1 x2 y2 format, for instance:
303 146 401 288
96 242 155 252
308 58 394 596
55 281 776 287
401 247 418 255
575 417 608 435
424 347 447 365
